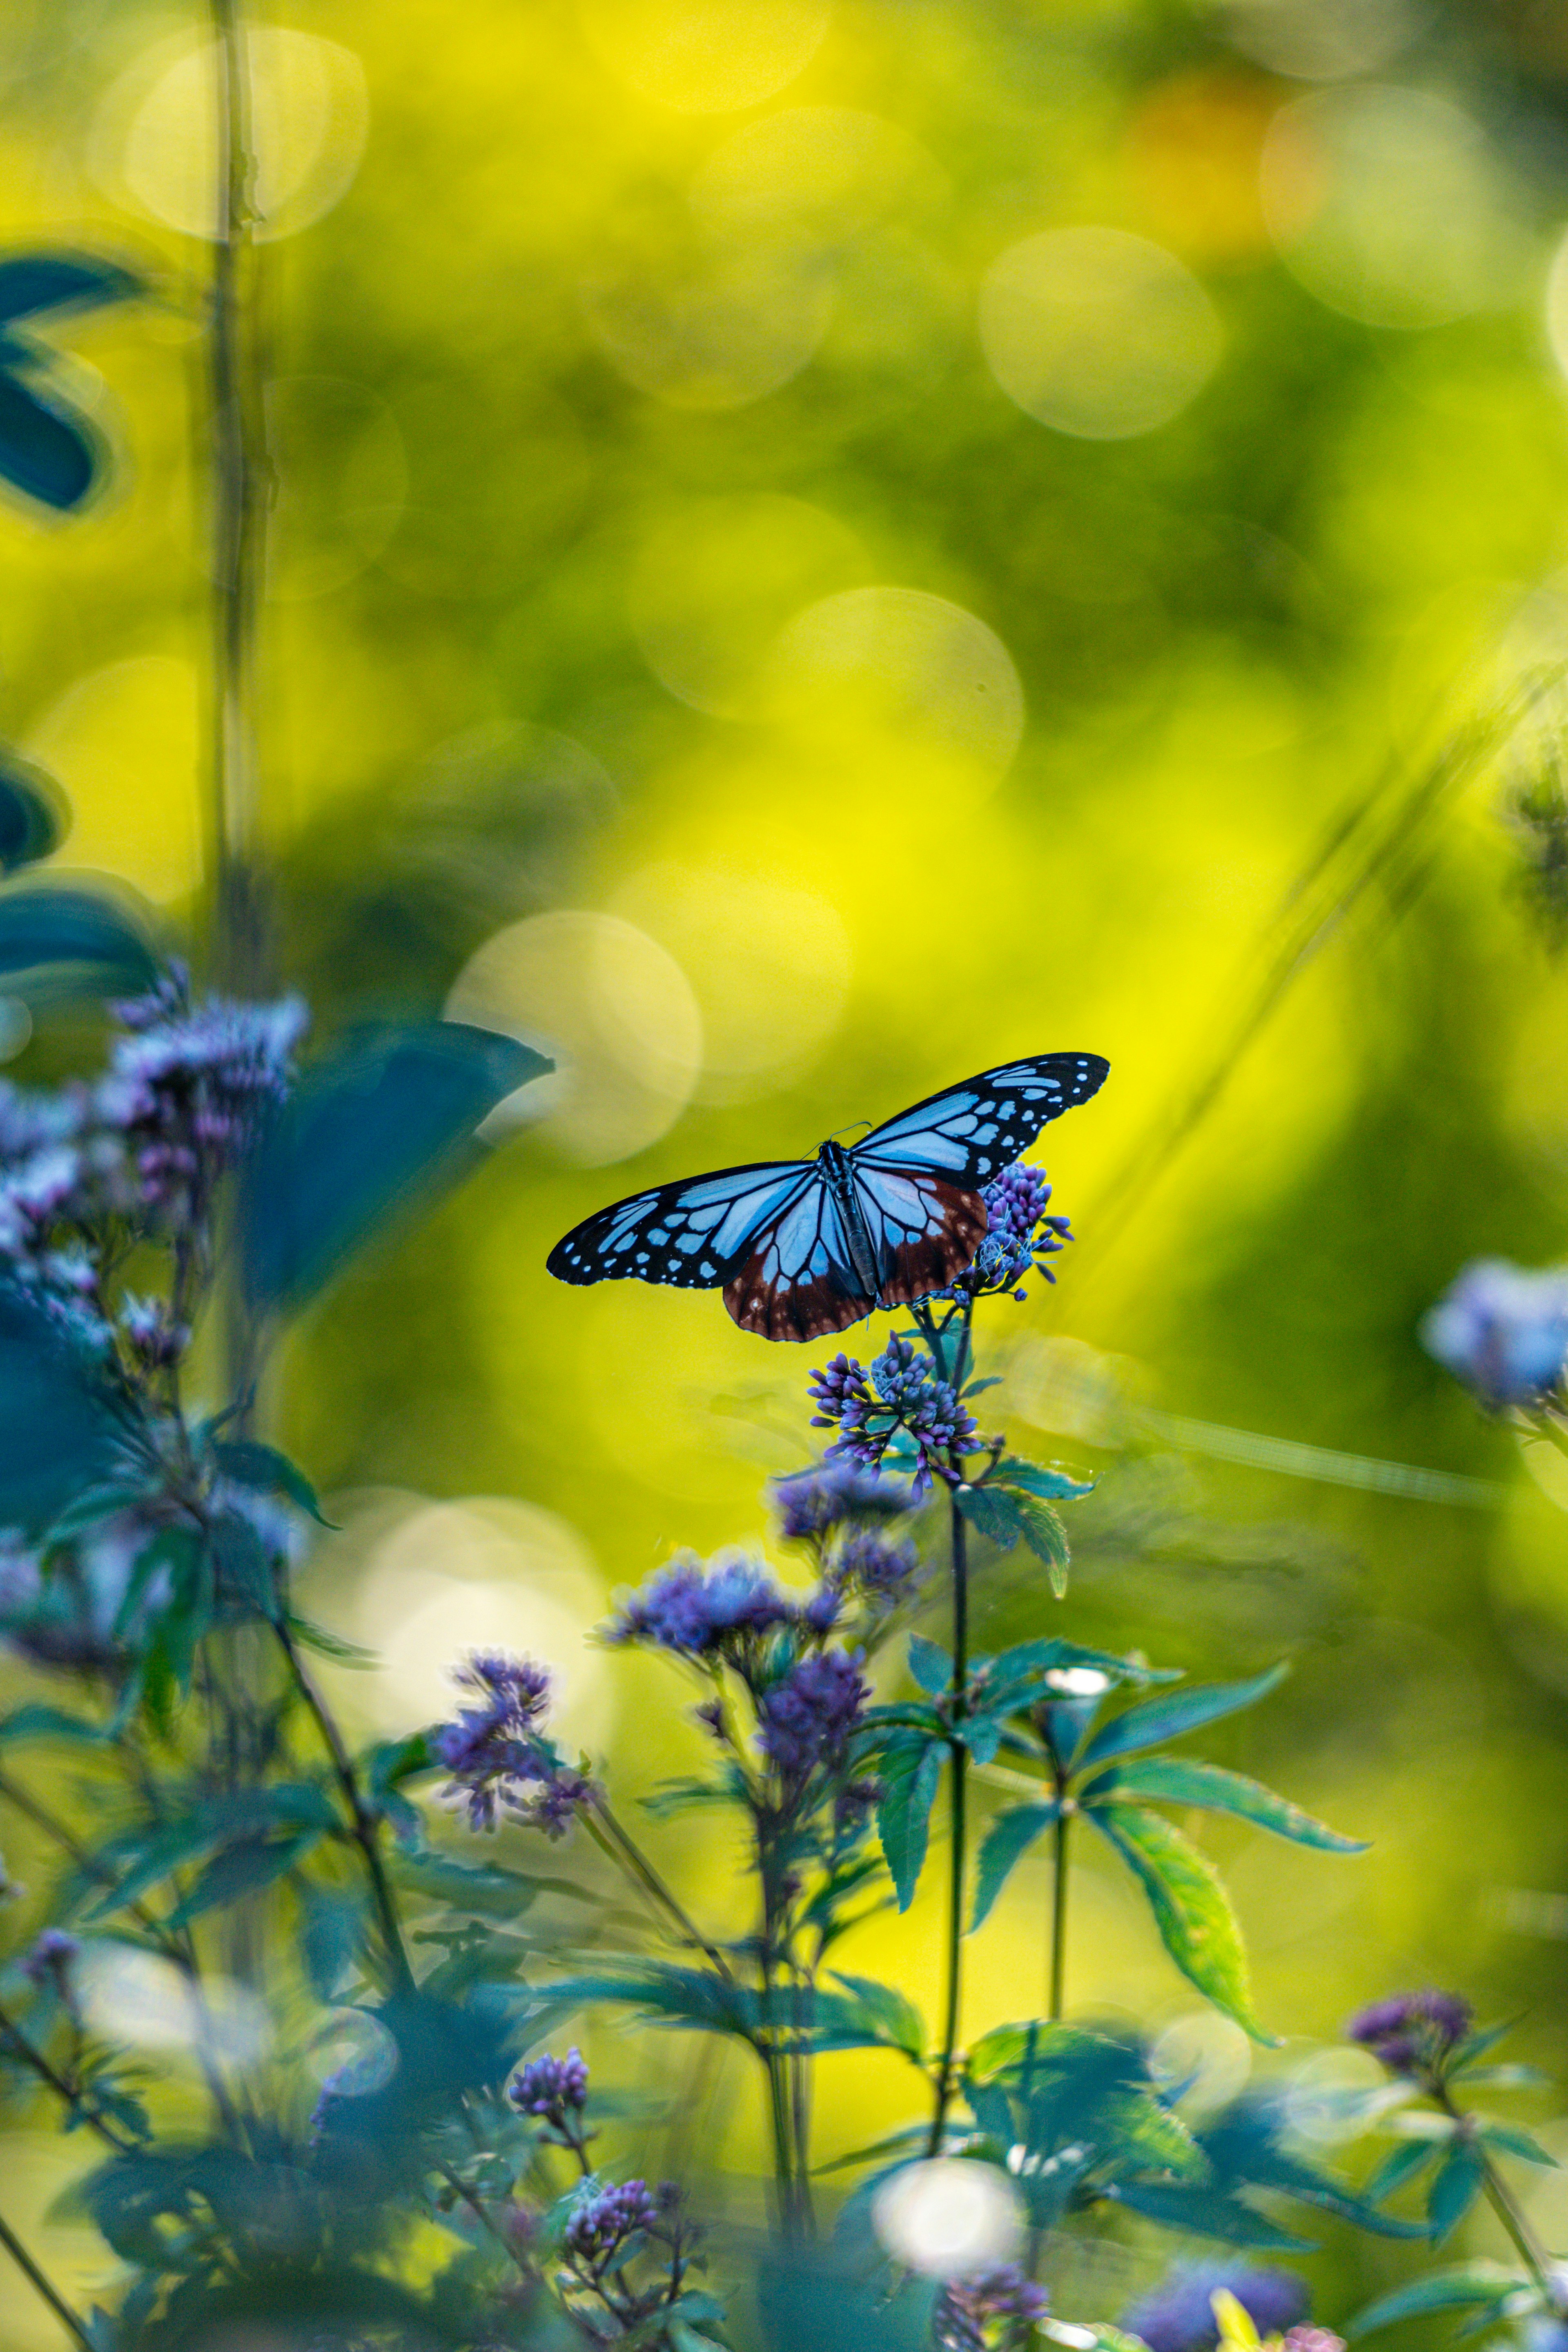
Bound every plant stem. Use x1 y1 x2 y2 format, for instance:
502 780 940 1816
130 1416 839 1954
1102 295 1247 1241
586 1793 737 1985
1437 2088 1564 2313
0 2000 136 2152
0 2205 94 2351
273 1624 415 1996
1049 1801 1070 2022
927 1486 969 2157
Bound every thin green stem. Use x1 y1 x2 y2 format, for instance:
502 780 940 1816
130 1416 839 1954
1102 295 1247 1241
0 2205 94 2351
927 1485 969 2157
273 1624 415 1996
1437 2087 1564 2313
0 1999 136 2152
1049 1802 1070 2022
586 1794 737 1985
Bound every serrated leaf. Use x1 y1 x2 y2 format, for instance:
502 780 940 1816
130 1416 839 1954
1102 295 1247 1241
211 1440 334 1526
1078 1664 1290 1768
997 1456 1095 1501
877 1734 944 1913
1428 2139 1486 2243
1004 1488 1070 1596
1347 2263 1520 2338
242 1020 552 1314
906 1635 951 1695
1089 1802 1263 2038
970 1802 1060 1931
1081 1757 1367 1853
956 1484 1023 1549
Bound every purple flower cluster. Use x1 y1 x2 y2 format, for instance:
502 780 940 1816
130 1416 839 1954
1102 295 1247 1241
101 971 307 1218
773 1461 912 1541
757 1648 869 1781
1421 1259 1568 1408
563 2178 662 2266
21 1927 80 2002
836 1528 919 1597
935 2266 1049 2352
1121 2267 1309 2352
605 1551 796 1657
1346 1988 1472 2079
509 2047 589 2123
810 1338 979 1499
940 1163 1072 1306
432 1652 591 1838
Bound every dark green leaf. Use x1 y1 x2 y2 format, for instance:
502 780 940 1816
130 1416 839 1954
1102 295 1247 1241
956 1484 1022 1548
877 1735 944 1913
242 1020 551 1313
1081 1757 1367 1852
1428 2140 1486 2243
1347 2264 1521 2338
1078 1664 1290 1768
1361 2139 1442 2203
165 1831 325 1926
212 1441 334 1526
0 884 157 998
828 1973 925 2062
285 1614 374 1666
997 1456 1094 1501
0 754 65 873
0 364 101 511
1478 2122 1557 2167
1105 2179 1311 2250
0 257 139 324
1002 1489 1070 1596
1089 1802 1263 2037
906 1635 951 1695
0 1703 104 1746
0 1285 118 1526
970 1802 1060 1931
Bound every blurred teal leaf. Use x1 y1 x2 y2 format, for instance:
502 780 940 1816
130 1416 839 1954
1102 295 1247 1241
1429 2139 1487 2242
1347 2263 1521 2337
0 1703 106 1746
0 882 157 999
0 1285 118 1526
392 1849 592 1918
211 1439 333 1527
970 1800 1060 1931
242 1020 551 1312
827 1972 925 2062
1363 2139 1443 2203
1078 1664 1290 1769
546 1965 759 2042
906 1634 950 1695
1081 1757 1367 1852
1090 1802 1263 2038
1199 2096 1426 2237
0 256 139 323
1478 2122 1557 2166
164 1830 325 1927
876 1733 944 1913
996 1456 1094 1501
1105 2178 1312 2250
0 753 65 872
0 251 137 512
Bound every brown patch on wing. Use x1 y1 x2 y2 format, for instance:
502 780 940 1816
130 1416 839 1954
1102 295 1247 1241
875 1180 989 1310
724 1261 873 1344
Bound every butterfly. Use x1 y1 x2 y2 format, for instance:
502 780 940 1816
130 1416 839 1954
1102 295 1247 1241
546 1052 1109 1344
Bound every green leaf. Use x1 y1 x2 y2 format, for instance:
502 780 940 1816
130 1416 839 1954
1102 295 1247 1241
828 1973 926 2062
164 1831 325 1926
1078 1664 1290 1768
906 1635 951 1695
42 1482 157 1546
1081 1757 1367 1852
1359 2138 1440 2204
877 1734 944 1913
997 1456 1095 1501
1105 2179 1311 2250
956 1484 1022 1549
546 1965 760 2042
285 1614 374 1666
1089 1802 1263 2038
970 1802 1061 1931
1347 2263 1521 2338
1003 1489 1070 1597
0 1285 118 1528
1428 2140 1487 2243
1478 2121 1557 2167
211 1441 334 1526
0 883 157 997
0 1703 105 1746
243 1020 551 1314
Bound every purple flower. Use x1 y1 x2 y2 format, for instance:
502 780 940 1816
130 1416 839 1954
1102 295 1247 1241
758 1648 869 1781
837 1529 920 1597
432 1651 591 1838
98 975 307 1218
1421 1260 1568 1407
1121 2267 1309 2352
605 1551 796 1656
940 1163 1073 1306
120 1294 188 1369
935 2266 1049 2352
773 1461 913 1541
509 2047 588 2123
1281 2333 1345 2352
20 1927 80 2003
1346 1989 1472 2078
564 2178 660 2266
809 1339 978 1499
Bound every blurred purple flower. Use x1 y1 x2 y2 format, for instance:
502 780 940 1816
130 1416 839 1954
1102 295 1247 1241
564 2177 660 2267
940 1162 1072 1305
1121 2267 1309 2352
20 1927 79 2005
432 1651 590 1838
837 1528 920 1597
1346 1988 1472 2078
1421 1260 1568 1408
605 1551 796 1656
757 1648 869 1781
773 1461 913 1541
98 974 307 1218
935 2265 1049 2352
809 1338 978 1499
509 2047 588 2123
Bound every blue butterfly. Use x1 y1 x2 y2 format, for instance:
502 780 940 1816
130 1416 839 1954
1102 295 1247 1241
546 1052 1109 1343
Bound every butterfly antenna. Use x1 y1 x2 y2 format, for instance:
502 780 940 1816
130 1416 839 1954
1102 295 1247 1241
830 1118 873 1144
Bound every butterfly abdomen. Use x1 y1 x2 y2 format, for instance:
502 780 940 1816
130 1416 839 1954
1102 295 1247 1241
817 1140 881 1301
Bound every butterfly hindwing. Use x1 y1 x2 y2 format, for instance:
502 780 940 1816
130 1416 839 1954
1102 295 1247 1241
725 1178 870 1343
854 1052 1109 1187
546 1160 815 1291
852 1163 989 1312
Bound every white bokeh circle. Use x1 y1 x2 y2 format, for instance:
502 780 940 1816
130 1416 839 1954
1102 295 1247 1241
578 0 833 113
871 2159 1023 2278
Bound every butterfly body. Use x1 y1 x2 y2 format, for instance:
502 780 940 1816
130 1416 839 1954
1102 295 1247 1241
547 1051 1108 1343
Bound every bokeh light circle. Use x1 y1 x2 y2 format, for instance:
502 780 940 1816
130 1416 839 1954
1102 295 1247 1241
765 585 1025 788
99 28 369 242
582 244 832 410
578 0 833 112
1260 87 1528 330
690 107 938 246
1221 0 1421 80
1149 2009 1253 2117
610 860 853 1101
871 2158 1023 2277
979 227 1222 440
445 910 702 1165
628 493 867 717
76 1947 272 2066
265 377 407 601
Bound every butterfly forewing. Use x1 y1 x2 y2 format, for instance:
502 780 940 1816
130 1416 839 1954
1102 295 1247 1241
546 1160 815 1290
854 1051 1109 1187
